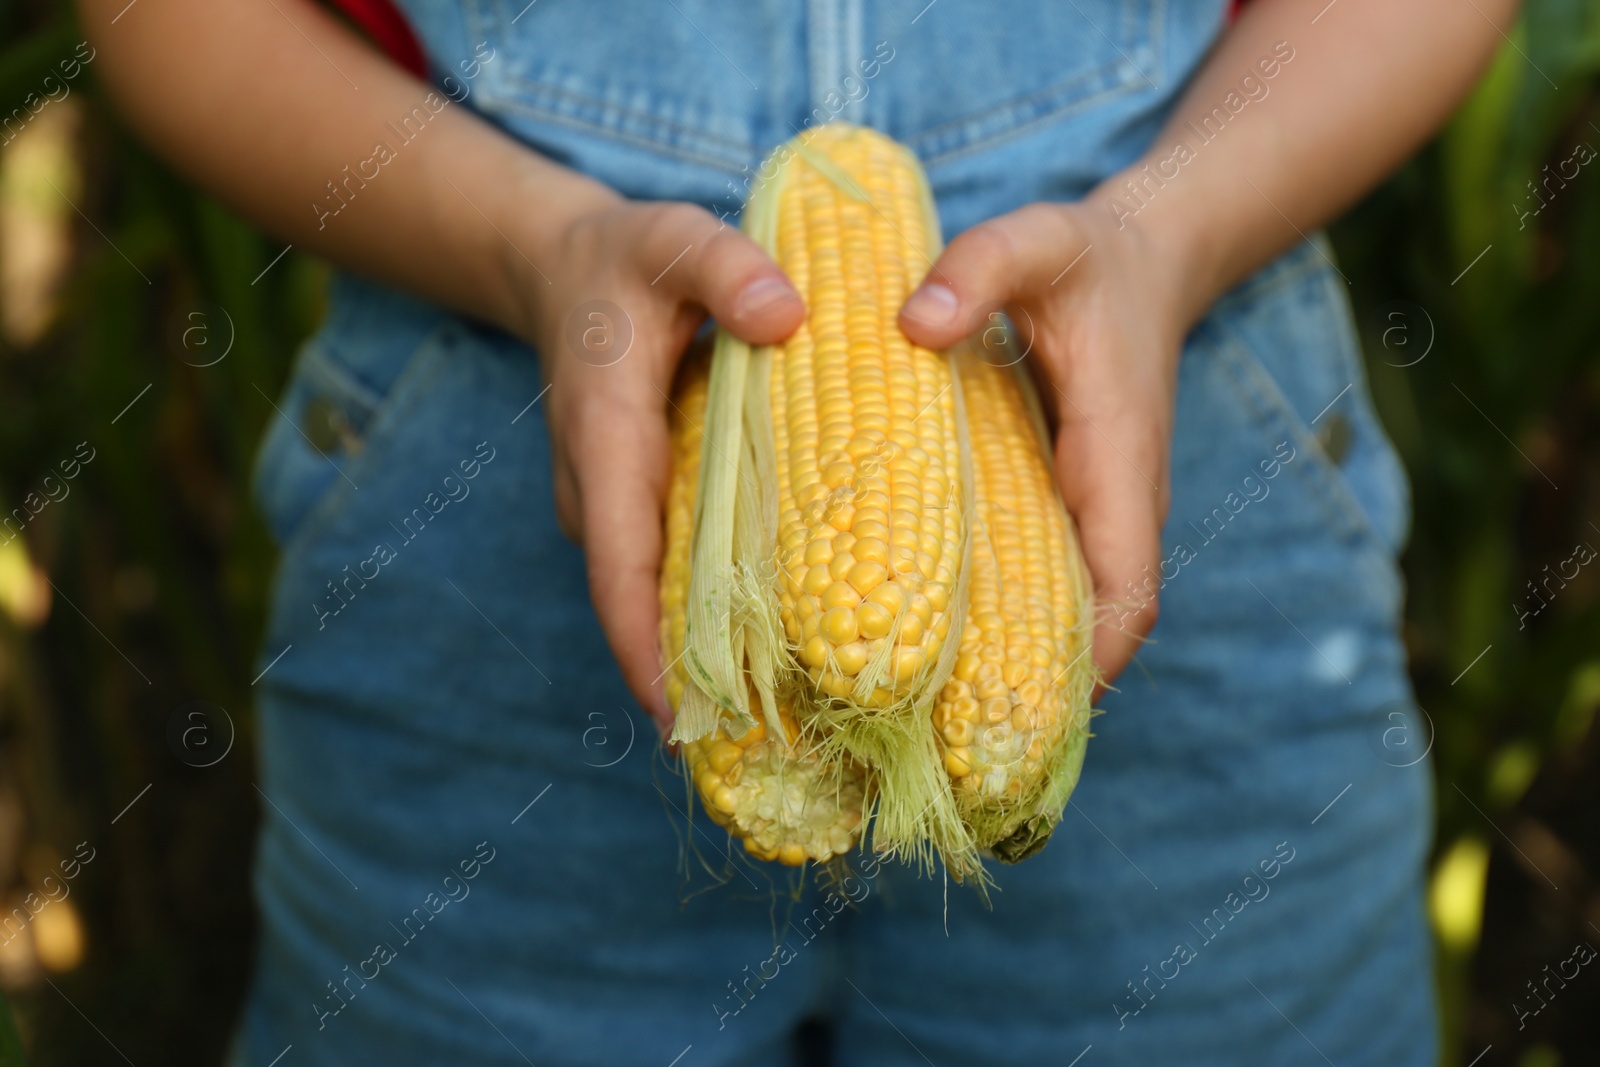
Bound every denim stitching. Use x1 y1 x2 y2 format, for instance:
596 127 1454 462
486 91 757 175
919 76 1147 170
464 0 761 162
1204 316 1382 551
273 325 459 561
497 75 758 153
916 0 1163 168
297 341 387 420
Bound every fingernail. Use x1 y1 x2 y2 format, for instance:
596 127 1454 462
902 283 959 328
733 276 799 319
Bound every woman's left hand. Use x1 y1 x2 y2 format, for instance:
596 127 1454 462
898 198 1200 693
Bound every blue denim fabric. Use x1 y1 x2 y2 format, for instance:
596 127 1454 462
228 3 1436 1064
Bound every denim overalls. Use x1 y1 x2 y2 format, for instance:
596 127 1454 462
229 2 1436 1063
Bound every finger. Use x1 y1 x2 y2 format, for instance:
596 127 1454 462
1051 411 1167 692
899 203 1089 350
551 452 581 543
573 397 675 731
644 204 805 345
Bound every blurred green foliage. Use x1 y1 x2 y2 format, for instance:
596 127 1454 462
0 1 324 1062
1334 1 1600 1062
0 990 23 1067
0 0 1595 1065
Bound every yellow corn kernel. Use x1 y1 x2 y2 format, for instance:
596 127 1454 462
820 606 859 645
857 601 894 640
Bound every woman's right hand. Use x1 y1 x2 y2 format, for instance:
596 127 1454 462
78 0 807 734
509 198 804 733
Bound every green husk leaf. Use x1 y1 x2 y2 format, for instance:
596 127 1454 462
674 326 757 743
732 346 786 738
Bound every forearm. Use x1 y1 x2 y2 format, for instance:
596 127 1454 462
77 0 616 334
1092 0 1518 326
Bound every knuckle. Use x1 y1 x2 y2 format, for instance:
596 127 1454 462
702 220 752 256
633 203 704 266
1018 201 1075 242
652 201 716 246
700 226 765 288
949 222 1015 278
1111 596 1159 639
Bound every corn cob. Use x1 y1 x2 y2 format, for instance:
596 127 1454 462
661 351 867 866
673 124 978 877
936 345 1096 861
666 123 1097 878
770 125 964 708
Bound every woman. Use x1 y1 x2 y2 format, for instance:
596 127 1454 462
80 0 1511 1062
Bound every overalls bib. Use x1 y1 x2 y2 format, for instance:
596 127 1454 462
232 3 1434 1063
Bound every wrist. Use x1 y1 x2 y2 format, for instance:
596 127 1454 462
487 154 623 341
1083 164 1228 334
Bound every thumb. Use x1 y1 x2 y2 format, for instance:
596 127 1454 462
899 203 1089 350
650 205 805 345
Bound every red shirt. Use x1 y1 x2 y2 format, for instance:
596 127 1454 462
329 0 426 77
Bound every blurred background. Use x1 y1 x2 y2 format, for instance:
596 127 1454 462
0 0 1598 1064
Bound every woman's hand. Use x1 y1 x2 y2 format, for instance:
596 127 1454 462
898 198 1199 692
897 0 1516 693
511 200 804 732
83 0 1513 713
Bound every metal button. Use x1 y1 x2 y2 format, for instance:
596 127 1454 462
1317 411 1352 465
302 396 359 456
